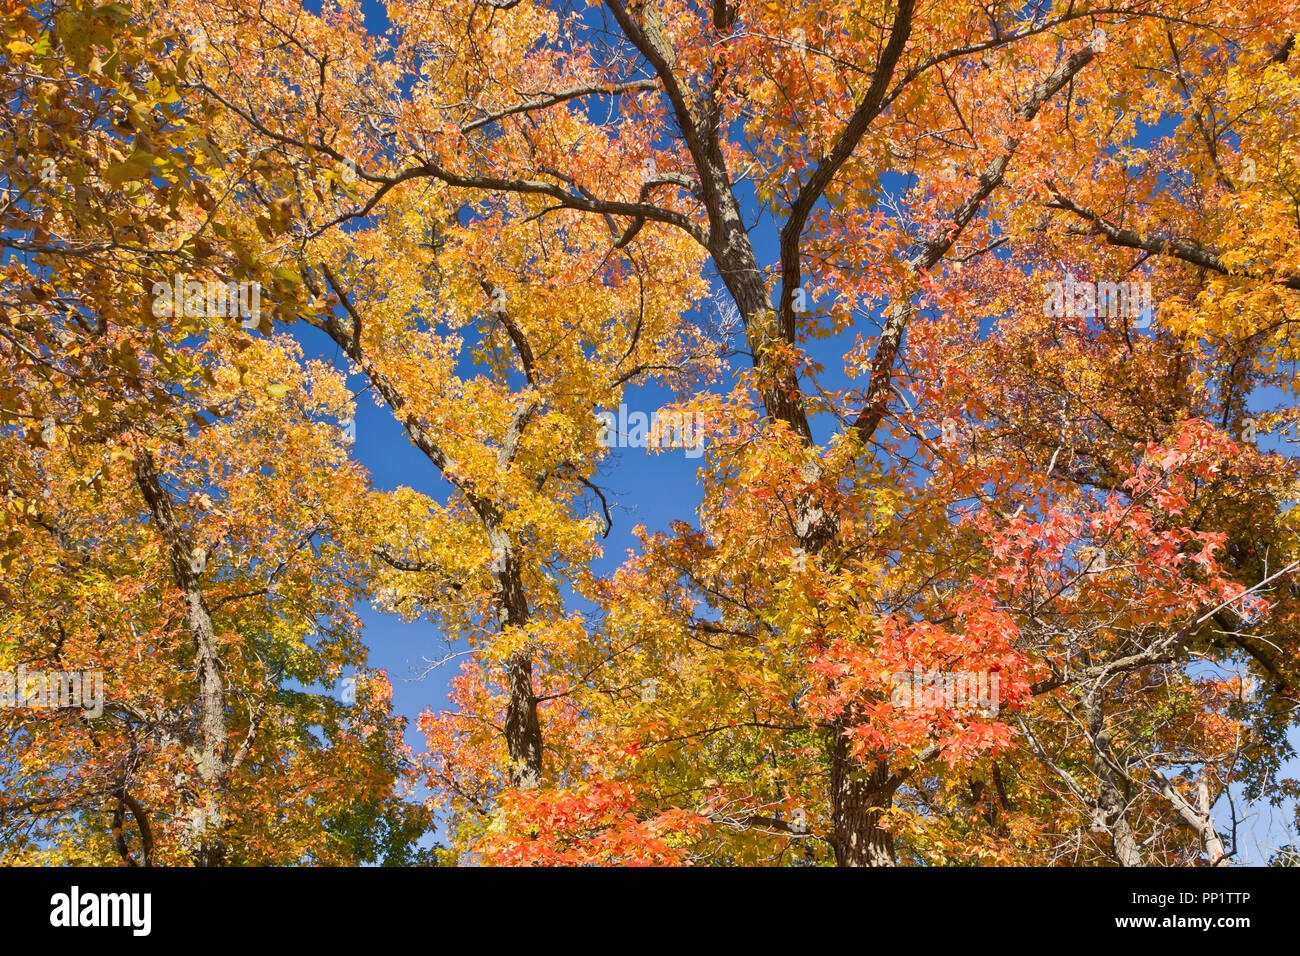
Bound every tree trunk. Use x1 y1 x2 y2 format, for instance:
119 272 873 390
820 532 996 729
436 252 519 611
307 285 546 792
1084 695 1144 867
135 451 228 866
486 522 543 789
829 729 897 866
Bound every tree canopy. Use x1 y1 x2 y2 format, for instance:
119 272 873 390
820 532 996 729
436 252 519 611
3 0 1300 866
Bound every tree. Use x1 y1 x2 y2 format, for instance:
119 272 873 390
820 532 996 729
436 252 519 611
1 1 425 863
5 0 1299 865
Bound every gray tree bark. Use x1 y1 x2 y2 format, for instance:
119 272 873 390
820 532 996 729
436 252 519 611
135 450 229 866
